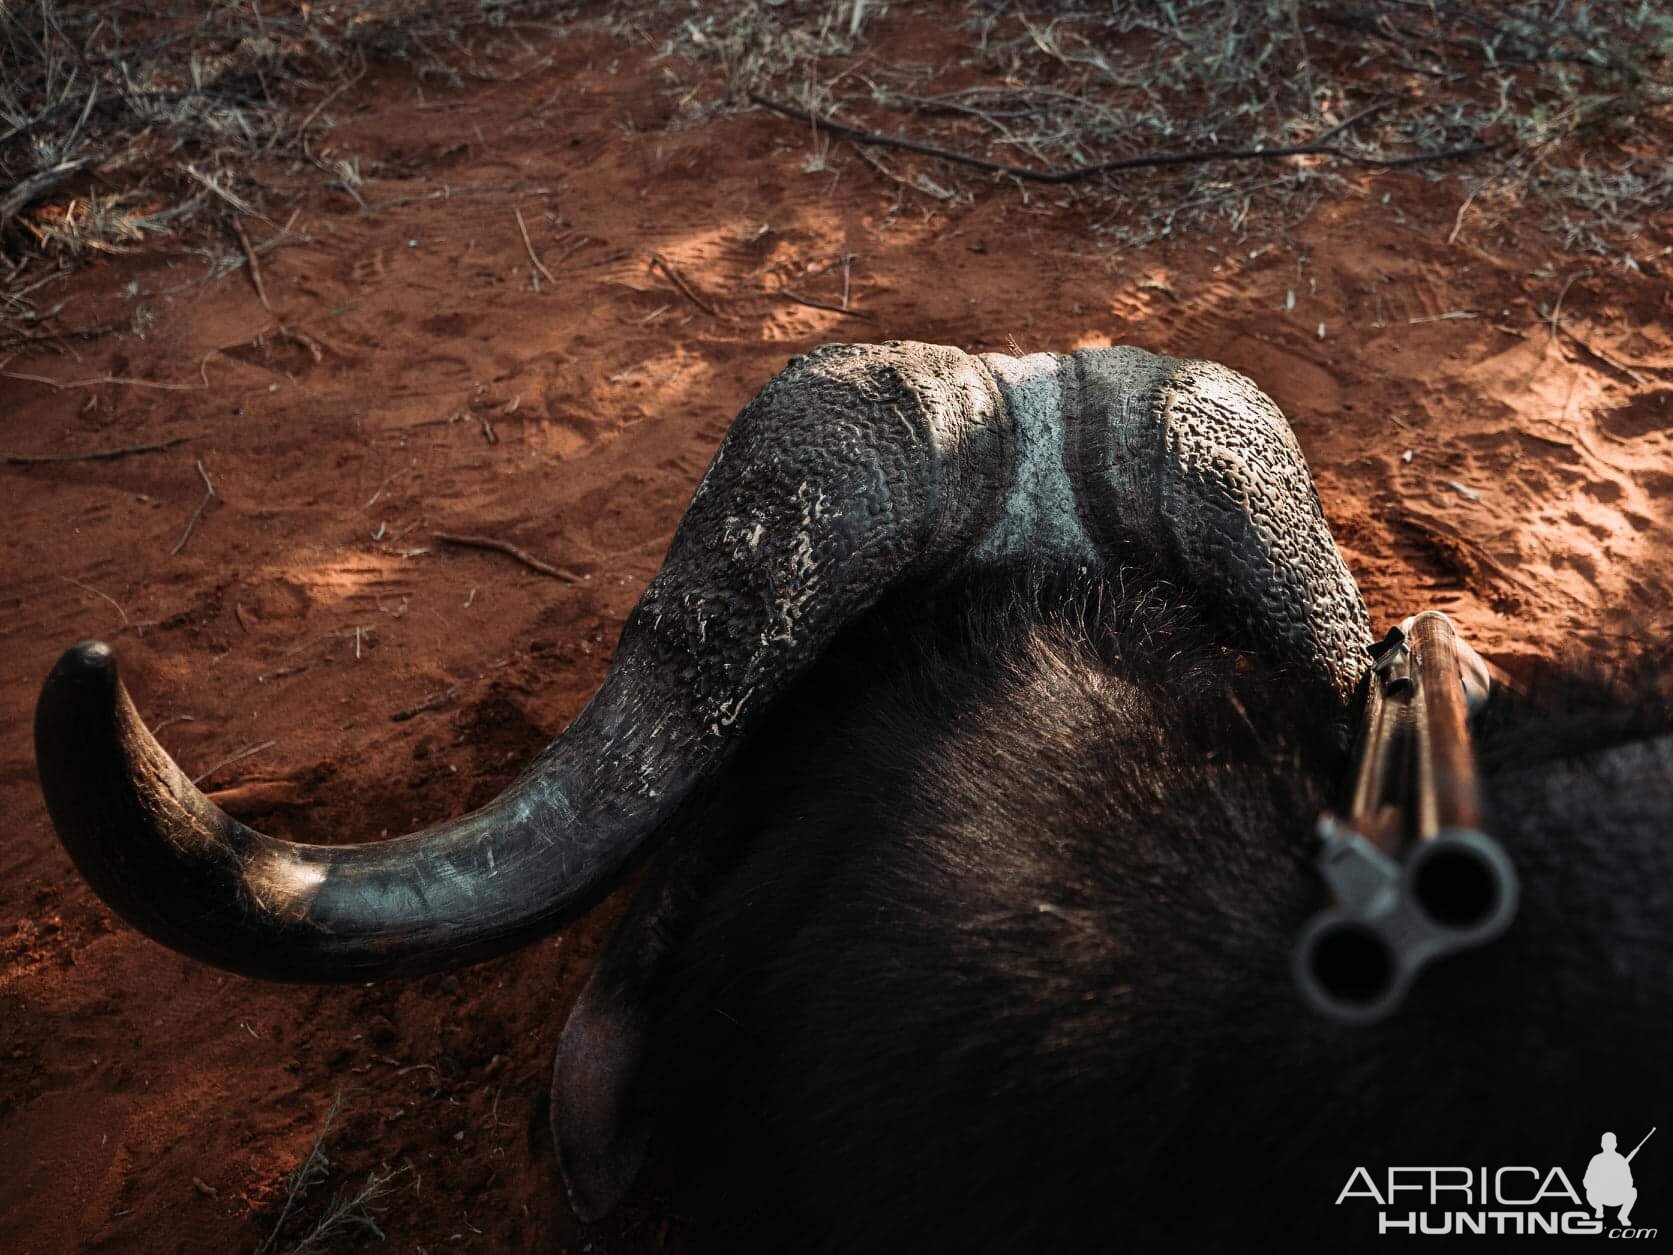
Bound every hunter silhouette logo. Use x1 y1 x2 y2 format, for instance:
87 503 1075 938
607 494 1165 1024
1585 1128 1653 1228
1334 1126 1658 1236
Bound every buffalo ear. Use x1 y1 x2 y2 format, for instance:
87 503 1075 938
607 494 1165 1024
552 974 655 1222
552 801 737 1222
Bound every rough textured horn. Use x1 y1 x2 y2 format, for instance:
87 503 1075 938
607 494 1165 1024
34 341 1369 982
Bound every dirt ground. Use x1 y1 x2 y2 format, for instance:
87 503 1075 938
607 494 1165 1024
2 5 1670 1253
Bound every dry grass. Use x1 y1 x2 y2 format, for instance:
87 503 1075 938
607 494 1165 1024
2 0 1668 337
667 0 1672 255
254 1093 409 1255
0 0 581 334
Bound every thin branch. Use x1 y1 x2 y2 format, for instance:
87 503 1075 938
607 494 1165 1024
191 738 276 786
1547 267 1591 340
750 95 1497 184
777 289 876 321
1446 187 1479 246
364 468 405 510
233 216 274 313
850 143 955 200
514 207 556 289
254 1093 341 1255
650 252 720 316
1557 324 1648 386
5 436 189 465
390 685 460 723
1311 99 1393 144
171 458 216 555
60 575 128 625
181 163 267 222
390 657 509 722
1 369 203 392
294 70 365 161
434 532 580 582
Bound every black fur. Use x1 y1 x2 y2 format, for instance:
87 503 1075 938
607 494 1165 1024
598 569 1673 1252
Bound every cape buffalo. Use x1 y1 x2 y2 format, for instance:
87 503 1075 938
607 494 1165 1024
34 342 1671 1251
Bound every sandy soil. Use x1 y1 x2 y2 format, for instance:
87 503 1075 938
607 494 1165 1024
2 7 1670 1253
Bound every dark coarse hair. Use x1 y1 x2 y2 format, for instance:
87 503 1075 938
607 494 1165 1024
605 566 1673 1254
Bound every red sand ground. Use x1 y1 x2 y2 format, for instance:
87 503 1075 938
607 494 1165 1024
2 9 1669 1254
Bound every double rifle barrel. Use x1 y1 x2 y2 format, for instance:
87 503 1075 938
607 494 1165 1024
1297 610 1519 1024
1347 611 1484 854
1408 612 1485 840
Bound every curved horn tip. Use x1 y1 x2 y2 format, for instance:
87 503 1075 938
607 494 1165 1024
51 639 119 686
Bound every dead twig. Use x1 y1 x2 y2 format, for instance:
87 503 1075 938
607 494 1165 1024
850 143 954 199
295 70 365 162
650 253 720 317
1446 187 1479 245
434 532 580 582
364 469 405 510
1311 99 1393 143
1 369 203 392
390 657 510 722
750 95 1497 184
551 234 594 269
5 436 189 465
1547 268 1591 340
777 289 876 321
171 458 216 556
60 575 128 626
1558 324 1648 386
191 738 276 787
182 164 267 222
390 686 460 723
253 1092 405 1255
514 207 556 290
254 1095 341 1255
233 217 274 313
0 320 124 354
